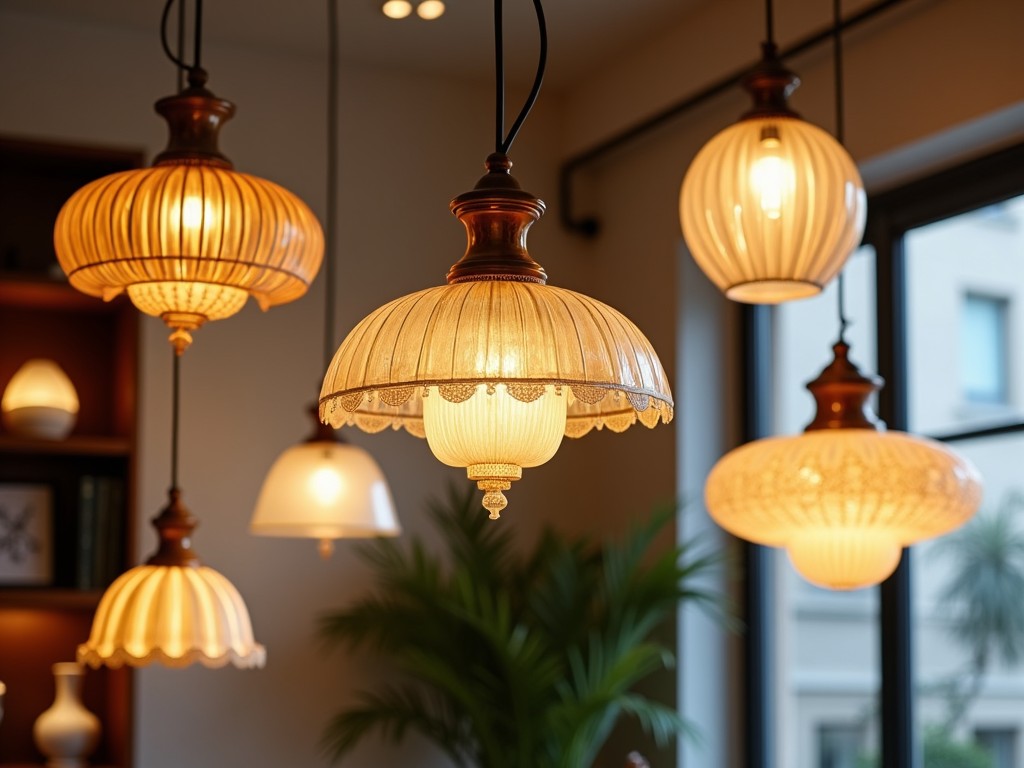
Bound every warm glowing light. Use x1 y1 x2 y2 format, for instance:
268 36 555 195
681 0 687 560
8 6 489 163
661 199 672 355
77 564 266 669
681 116 866 304
423 384 568 518
2 359 79 440
251 441 400 556
382 0 413 18
417 0 446 20
706 430 982 589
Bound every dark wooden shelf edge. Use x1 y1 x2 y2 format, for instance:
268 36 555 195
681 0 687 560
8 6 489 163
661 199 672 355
0 588 104 611
0 434 131 457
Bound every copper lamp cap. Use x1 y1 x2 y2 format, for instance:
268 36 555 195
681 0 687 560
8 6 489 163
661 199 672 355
804 341 884 432
152 68 236 169
446 153 548 285
147 487 201 567
741 43 801 120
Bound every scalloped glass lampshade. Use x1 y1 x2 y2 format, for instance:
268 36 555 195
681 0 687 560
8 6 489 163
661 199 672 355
706 430 983 589
681 116 866 304
78 488 265 670
321 154 673 519
2 359 79 440
251 439 400 556
53 74 323 353
78 563 266 670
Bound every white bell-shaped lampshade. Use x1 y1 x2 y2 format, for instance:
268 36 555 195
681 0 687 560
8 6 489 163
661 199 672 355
680 49 866 304
251 418 399 557
78 489 265 669
705 342 983 590
2 359 80 440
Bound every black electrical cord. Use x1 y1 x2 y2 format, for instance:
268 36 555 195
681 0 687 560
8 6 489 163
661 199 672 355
837 271 850 343
160 0 205 80
171 349 181 490
494 0 548 155
325 0 339 371
764 0 776 48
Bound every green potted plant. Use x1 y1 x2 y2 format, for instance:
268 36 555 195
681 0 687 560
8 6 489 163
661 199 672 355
320 483 724 767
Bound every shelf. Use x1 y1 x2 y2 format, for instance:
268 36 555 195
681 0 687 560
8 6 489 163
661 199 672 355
0 589 104 611
0 434 131 457
0 277 120 314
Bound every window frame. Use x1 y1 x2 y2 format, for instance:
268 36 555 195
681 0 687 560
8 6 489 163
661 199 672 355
742 141 1024 768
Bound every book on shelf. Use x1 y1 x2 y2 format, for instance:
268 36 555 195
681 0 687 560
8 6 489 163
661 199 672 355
76 475 125 590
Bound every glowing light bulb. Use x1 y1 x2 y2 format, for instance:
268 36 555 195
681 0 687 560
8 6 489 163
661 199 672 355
749 136 793 220
309 463 344 505
417 0 445 19
422 384 568 519
382 0 413 18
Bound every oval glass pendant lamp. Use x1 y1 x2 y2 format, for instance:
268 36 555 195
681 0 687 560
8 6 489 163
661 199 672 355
79 352 265 670
679 0 866 304
1 359 79 440
320 0 673 520
53 0 323 354
251 0 398 556
705 288 982 590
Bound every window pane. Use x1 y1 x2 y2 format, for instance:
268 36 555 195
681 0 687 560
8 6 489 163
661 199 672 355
906 196 1024 435
772 247 880 768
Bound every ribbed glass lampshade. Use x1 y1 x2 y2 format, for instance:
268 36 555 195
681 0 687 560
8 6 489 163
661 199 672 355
78 563 266 670
53 73 323 353
681 116 866 304
78 488 265 670
251 439 399 557
2 359 79 440
321 154 673 519
706 430 983 589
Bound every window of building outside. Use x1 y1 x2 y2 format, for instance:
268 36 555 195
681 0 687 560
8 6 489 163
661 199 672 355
905 192 1024 768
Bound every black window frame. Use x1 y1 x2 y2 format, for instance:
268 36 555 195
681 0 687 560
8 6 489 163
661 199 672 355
741 140 1024 768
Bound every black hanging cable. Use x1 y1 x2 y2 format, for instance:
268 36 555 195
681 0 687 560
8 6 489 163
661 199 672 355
494 0 505 153
837 272 850 344
833 0 845 145
171 349 181 490
494 0 547 155
161 0 205 78
324 0 339 370
176 0 186 91
764 0 776 49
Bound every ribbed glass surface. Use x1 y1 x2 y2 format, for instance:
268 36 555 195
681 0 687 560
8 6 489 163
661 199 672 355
705 430 982 589
251 441 400 539
319 280 673 438
680 116 866 304
423 384 568 469
77 564 266 670
54 164 323 327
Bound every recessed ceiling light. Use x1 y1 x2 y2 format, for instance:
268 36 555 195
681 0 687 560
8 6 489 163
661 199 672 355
416 0 446 20
382 0 413 19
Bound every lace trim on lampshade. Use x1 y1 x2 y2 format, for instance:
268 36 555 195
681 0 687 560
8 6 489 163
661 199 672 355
322 381 674 440
77 643 267 670
319 281 674 439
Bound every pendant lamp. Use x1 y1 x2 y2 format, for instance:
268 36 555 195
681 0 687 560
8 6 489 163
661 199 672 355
706 266 982 589
251 0 399 558
320 0 673 520
79 352 265 669
679 0 866 304
53 0 323 354
2 359 79 440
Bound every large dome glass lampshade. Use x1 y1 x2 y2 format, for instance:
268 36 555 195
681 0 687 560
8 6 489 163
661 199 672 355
251 411 400 558
54 67 323 354
679 46 866 304
78 488 265 669
320 154 673 520
705 341 982 590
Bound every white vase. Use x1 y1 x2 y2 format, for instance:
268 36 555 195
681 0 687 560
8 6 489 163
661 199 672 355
33 663 101 768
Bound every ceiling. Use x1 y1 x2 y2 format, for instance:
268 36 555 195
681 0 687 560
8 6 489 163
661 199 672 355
0 0 706 89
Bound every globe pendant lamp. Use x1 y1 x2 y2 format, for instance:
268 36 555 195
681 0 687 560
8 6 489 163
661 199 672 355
679 0 866 304
251 0 399 558
706 296 982 590
53 0 323 354
320 0 673 520
79 353 265 669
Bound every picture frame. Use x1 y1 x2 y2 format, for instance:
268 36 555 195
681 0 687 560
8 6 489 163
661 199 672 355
0 484 53 586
